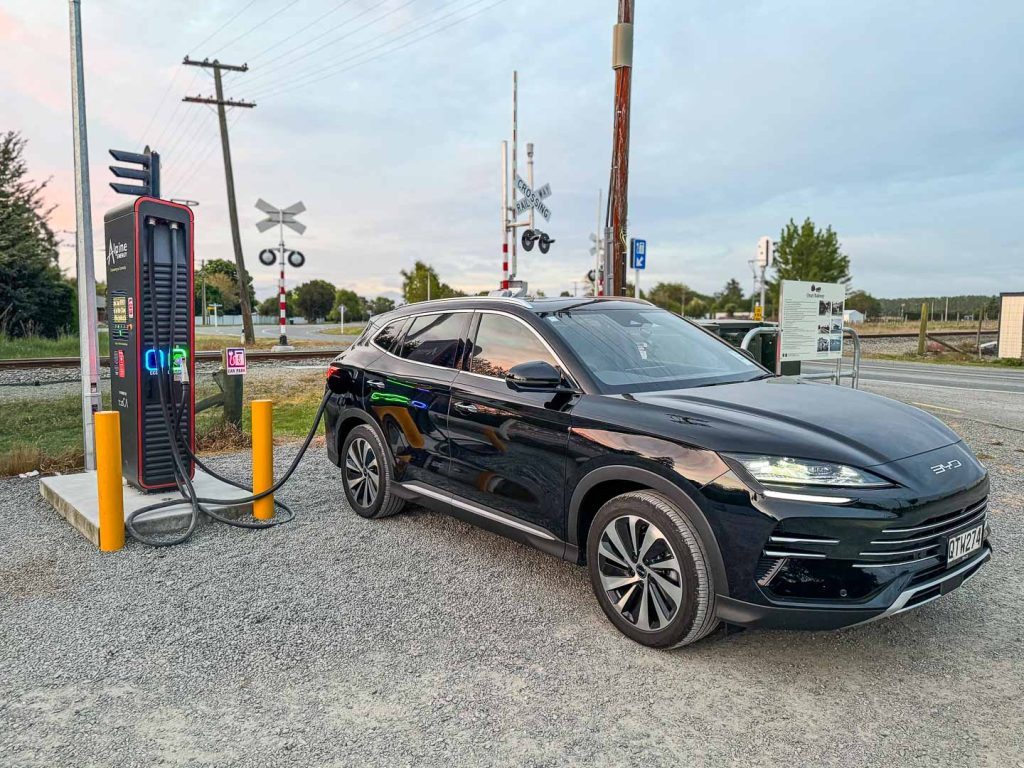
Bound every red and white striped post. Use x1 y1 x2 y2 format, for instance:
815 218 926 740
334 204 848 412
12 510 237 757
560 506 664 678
501 140 509 290
278 244 288 346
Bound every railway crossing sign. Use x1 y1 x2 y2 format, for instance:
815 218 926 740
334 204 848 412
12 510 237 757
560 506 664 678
514 175 552 221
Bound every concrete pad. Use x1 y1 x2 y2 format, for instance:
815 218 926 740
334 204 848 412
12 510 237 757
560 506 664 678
40 470 254 547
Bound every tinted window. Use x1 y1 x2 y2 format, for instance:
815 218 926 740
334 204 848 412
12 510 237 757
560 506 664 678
373 318 407 353
399 313 467 368
469 313 556 378
543 307 764 393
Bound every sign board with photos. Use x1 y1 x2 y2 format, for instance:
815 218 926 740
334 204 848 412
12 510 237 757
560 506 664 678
778 280 846 365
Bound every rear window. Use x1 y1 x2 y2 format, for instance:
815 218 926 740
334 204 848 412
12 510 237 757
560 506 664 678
399 313 468 368
373 318 408 353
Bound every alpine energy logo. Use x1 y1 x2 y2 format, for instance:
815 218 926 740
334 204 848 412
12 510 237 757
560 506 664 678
107 239 128 265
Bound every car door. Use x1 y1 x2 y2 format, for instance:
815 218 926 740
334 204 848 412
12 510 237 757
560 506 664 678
363 311 470 491
446 311 577 544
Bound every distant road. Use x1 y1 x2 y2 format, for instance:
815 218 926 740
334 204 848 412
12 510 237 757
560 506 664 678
194 322 362 341
803 359 1024 395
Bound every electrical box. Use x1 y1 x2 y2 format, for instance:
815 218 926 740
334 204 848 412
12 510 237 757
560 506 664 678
104 197 195 491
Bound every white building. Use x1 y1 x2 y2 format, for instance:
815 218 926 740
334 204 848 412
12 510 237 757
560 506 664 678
843 309 865 325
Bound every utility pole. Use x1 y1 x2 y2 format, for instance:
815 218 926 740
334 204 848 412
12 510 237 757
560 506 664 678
607 0 635 296
182 56 256 344
68 0 101 471
201 259 208 326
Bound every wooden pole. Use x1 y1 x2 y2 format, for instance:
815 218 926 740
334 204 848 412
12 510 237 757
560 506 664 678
918 302 929 356
608 0 635 295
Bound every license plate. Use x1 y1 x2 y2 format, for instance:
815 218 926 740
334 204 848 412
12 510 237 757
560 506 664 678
947 524 984 567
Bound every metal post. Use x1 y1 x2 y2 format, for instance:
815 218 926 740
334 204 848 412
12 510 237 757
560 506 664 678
510 70 518 281
603 226 615 296
277 211 288 346
595 189 603 296
501 141 509 289
634 264 639 298
759 264 766 317
527 142 535 231
68 0 101 471
201 259 208 326
251 400 274 520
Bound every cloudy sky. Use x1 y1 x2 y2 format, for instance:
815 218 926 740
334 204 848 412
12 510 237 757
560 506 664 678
3 0 1022 302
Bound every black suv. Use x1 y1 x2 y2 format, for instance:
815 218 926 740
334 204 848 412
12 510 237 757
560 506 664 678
324 297 991 648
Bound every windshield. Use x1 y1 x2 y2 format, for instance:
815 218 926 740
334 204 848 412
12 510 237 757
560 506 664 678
542 307 766 393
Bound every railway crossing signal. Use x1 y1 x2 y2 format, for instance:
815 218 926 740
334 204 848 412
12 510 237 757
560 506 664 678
255 199 306 349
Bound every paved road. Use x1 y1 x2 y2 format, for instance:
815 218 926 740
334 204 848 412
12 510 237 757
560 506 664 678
802 358 1024 431
803 358 1024 394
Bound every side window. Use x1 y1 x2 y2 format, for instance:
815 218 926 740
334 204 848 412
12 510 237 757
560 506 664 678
373 318 407 353
469 314 556 378
399 313 468 368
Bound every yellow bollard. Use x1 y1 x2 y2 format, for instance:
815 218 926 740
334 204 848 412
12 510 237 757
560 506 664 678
95 411 125 552
251 399 274 520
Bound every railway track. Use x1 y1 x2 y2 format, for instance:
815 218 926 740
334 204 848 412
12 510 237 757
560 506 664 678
0 347 346 371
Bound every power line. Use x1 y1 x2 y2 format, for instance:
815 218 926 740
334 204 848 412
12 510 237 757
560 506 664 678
139 0 261 149
171 111 245 194
215 0 305 55
248 0 475 96
152 69 202 149
248 0 357 63
190 0 262 55
164 106 220 183
254 0 510 100
243 0 394 82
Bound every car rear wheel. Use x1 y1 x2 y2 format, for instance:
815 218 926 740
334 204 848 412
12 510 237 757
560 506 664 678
586 491 719 648
341 425 405 519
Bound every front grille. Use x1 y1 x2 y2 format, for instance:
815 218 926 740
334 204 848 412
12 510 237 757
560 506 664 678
853 497 987 569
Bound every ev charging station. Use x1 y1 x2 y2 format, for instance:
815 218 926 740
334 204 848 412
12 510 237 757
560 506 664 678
104 197 196 491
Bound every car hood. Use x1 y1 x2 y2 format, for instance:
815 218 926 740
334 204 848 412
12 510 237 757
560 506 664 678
627 376 960 467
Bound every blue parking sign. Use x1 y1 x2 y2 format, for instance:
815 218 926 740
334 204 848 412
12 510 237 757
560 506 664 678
630 238 647 270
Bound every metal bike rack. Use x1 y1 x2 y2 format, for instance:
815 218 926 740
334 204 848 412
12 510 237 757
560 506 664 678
740 326 861 389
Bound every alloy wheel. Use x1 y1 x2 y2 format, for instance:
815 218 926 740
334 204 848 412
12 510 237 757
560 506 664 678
345 437 380 508
597 515 684 632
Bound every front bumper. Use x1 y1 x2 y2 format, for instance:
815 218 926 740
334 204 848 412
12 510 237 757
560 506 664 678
715 544 991 630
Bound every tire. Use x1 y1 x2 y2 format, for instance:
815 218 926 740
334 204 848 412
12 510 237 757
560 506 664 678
586 490 719 648
340 424 405 519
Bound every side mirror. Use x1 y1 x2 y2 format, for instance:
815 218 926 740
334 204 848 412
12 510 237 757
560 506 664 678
505 360 564 392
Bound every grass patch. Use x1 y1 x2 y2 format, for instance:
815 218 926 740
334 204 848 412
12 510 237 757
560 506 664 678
317 325 366 337
853 321 998 336
1 370 327 476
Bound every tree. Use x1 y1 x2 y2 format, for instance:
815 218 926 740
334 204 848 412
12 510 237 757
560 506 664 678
685 298 707 318
401 261 464 303
845 290 881 319
257 294 295 317
328 288 365 323
645 282 711 315
559 290 571 297
367 296 396 316
195 258 255 315
205 273 240 314
713 278 745 316
0 132 74 337
294 279 337 322
769 217 850 306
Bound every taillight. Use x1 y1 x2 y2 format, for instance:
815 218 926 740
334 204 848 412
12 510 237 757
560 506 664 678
326 363 343 379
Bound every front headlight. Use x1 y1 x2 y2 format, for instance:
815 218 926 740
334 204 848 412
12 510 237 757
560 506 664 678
727 454 891 488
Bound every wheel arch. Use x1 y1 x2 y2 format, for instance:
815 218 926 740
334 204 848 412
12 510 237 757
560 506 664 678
568 465 729 595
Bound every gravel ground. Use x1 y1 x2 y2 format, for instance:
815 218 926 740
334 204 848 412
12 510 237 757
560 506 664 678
1 403 1023 766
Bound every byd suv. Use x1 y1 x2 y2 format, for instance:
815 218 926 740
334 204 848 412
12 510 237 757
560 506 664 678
324 297 991 648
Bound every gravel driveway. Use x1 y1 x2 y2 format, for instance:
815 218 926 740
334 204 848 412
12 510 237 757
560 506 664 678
1 405 1022 766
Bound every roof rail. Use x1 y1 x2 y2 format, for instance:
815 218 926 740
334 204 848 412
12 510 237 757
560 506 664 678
402 295 532 308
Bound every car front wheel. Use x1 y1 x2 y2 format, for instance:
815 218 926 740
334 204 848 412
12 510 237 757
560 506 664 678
586 490 719 648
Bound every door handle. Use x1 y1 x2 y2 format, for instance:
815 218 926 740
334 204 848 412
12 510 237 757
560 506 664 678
453 402 479 414
366 379 385 390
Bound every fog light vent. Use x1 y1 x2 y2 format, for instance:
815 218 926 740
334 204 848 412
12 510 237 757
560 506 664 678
754 555 788 587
